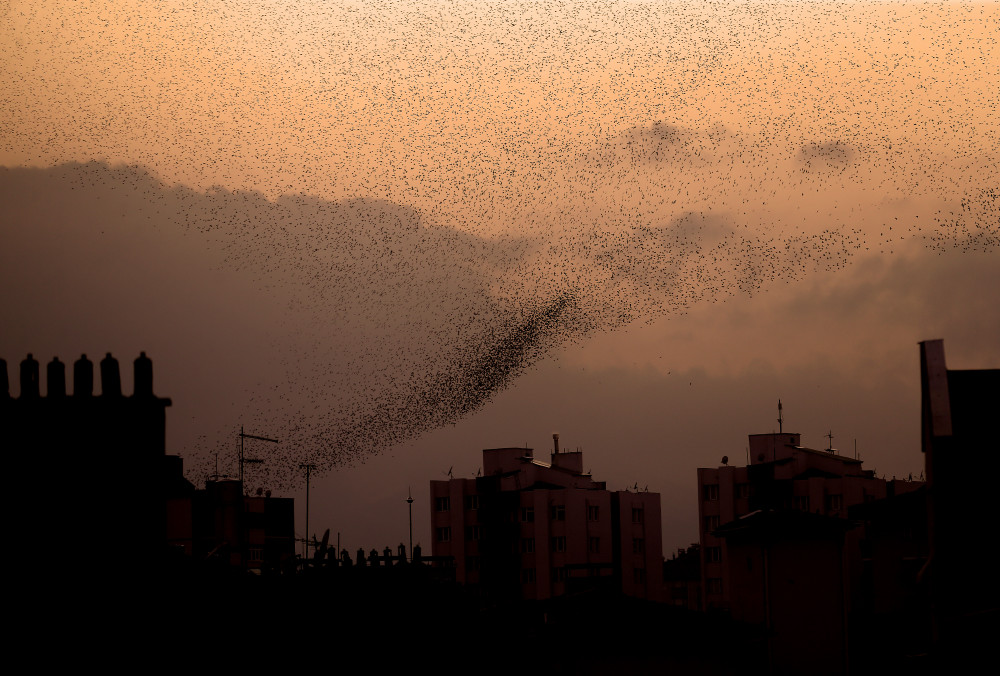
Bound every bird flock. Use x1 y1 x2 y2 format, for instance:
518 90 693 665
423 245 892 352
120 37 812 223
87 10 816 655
1 1 997 488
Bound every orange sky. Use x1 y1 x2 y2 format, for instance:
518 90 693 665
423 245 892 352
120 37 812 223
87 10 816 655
2 1 998 552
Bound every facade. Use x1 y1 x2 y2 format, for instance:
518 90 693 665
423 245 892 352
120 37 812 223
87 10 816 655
919 338 1000 658
662 543 701 610
185 478 296 573
715 508 855 675
697 431 922 613
430 436 662 602
2 352 176 575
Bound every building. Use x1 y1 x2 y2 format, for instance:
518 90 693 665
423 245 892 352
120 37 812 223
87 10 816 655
1 352 295 578
919 338 1000 659
186 478 296 574
697 430 922 613
662 543 701 610
715 508 854 675
430 435 662 602
1 352 178 576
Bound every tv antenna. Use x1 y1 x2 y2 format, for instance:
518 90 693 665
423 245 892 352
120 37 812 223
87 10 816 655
239 425 278 492
777 399 783 434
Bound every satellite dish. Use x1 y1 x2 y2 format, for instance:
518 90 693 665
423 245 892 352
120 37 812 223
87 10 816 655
722 456 729 466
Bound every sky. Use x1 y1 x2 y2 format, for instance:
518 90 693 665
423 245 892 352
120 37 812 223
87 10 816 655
2 1 998 555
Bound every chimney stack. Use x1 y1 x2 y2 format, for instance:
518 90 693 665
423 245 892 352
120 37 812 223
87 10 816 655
47 357 66 398
100 352 121 397
74 354 93 397
20 354 39 399
134 351 153 397
553 433 560 454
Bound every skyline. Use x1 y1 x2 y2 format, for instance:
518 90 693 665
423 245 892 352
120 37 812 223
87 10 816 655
2 1 998 552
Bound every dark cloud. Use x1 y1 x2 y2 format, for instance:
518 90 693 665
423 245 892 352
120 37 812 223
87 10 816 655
2 158 996 491
797 141 856 170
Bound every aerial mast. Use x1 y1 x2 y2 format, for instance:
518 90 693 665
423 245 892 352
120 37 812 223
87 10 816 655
239 425 278 493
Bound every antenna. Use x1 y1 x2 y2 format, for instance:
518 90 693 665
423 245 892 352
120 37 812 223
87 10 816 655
239 425 278 492
777 399 783 434
825 430 834 452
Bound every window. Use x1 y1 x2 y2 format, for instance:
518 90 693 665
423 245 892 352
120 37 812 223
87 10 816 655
707 577 723 594
704 515 720 532
522 568 536 584
435 497 450 512
588 536 600 554
551 505 566 521
706 546 722 563
248 547 263 562
827 494 843 512
551 567 567 583
794 495 810 512
551 536 566 553
465 525 481 541
704 484 720 501
436 527 451 542
633 568 646 584
736 483 750 499
633 537 645 554
521 507 534 523
464 495 479 510
521 538 535 554
465 556 481 571
587 505 600 521
632 507 644 524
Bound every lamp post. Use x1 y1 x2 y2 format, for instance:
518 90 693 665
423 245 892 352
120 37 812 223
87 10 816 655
300 463 317 559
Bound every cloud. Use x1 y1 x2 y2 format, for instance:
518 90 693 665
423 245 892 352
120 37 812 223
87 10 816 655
797 141 856 171
2 155 996 487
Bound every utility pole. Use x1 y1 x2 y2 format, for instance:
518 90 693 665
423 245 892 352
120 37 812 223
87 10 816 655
300 463 317 559
406 487 414 563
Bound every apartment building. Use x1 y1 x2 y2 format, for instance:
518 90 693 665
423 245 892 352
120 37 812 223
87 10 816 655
431 435 662 601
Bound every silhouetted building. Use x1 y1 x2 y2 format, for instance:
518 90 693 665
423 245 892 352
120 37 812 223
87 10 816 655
1 352 179 576
848 484 930 663
184 478 296 574
715 509 854 675
697 432 922 614
919 338 1000 660
430 435 662 602
662 543 701 610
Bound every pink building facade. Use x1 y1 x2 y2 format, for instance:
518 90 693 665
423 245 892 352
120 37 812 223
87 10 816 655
431 438 662 602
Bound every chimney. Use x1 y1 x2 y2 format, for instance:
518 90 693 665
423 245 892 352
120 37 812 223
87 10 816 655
553 432 560 454
47 357 66 398
134 351 153 397
74 354 93 397
100 352 121 397
19 354 39 399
